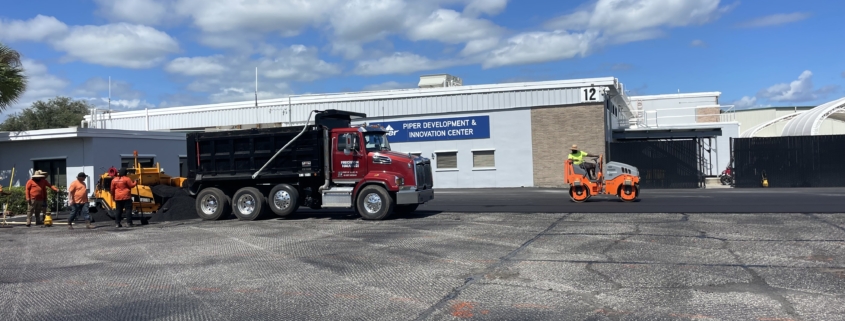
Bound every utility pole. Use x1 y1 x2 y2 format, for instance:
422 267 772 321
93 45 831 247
255 67 258 107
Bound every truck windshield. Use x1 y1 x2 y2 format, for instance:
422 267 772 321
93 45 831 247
364 132 391 152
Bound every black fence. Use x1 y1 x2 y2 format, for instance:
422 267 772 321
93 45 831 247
609 140 701 189
733 135 845 188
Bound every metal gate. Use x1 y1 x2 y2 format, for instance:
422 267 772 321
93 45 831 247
732 135 845 188
609 140 701 189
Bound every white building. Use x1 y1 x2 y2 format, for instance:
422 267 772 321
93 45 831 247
0 128 186 188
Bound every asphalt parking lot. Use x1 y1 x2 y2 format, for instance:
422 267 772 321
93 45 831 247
2 189 845 320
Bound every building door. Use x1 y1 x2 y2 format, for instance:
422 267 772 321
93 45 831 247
609 140 700 189
179 157 188 177
332 132 367 184
33 159 67 187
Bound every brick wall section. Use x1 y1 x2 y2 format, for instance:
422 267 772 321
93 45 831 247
531 103 605 187
696 107 721 123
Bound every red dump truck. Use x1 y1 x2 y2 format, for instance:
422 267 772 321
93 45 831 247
185 109 434 220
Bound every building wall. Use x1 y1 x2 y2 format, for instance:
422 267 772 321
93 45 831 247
0 137 185 191
0 138 88 188
531 103 605 187
90 137 185 179
355 109 534 189
631 94 719 126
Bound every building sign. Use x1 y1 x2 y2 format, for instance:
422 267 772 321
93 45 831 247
371 115 490 143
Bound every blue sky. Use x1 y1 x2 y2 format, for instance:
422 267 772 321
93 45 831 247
1 0 843 118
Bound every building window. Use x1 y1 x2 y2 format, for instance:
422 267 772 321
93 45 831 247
179 157 188 177
436 152 457 170
472 150 495 169
32 159 67 187
121 156 155 169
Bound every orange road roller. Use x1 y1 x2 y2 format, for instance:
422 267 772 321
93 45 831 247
564 155 640 202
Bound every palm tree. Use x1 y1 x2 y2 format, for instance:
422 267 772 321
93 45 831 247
0 43 28 112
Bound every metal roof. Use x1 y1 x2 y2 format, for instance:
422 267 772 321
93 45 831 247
739 112 804 138
0 127 186 142
628 92 722 101
781 97 845 136
613 127 722 140
84 77 630 131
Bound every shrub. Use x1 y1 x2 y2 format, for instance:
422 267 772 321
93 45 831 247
0 186 69 216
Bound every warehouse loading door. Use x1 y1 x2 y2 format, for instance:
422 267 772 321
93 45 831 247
609 140 701 189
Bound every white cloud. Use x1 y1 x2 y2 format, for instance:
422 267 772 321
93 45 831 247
175 0 333 35
0 15 68 42
164 44 339 105
589 0 722 36
732 96 757 109
407 9 503 44
354 52 456 75
166 56 228 76
482 31 594 69
52 23 180 69
74 77 146 100
691 39 707 47
463 0 508 17
738 12 810 28
758 71 818 102
479 0 729 68
363 81 413 91
94 0 172 26
460 37 500 56
209 85 292 104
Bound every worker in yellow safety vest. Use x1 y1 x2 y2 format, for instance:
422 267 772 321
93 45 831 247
569 144 600 180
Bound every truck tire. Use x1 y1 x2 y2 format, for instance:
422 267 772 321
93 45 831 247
394 204 419 215
268 184 299 217
196 187 230 220
356 185 394 220
232 187 267 221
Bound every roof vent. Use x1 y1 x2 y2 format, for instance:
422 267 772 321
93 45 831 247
418 74 462 88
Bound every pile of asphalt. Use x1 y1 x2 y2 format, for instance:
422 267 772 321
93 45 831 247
150 185 199 222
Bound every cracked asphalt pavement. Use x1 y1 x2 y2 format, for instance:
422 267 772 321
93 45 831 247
2 189 845 320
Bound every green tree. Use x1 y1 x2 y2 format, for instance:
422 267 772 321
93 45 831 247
0 96 93 131
0 43 28 112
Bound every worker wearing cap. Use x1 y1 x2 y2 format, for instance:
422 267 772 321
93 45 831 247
110 168 137 228
26 170 59 227
569 145 600 180
68 172 93 229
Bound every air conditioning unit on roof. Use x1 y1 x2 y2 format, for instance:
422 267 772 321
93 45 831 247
418 74 462 88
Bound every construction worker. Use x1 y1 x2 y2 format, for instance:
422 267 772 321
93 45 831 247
25 170 59 227
110 168 137 228
68 172 93 229
569 145 600 180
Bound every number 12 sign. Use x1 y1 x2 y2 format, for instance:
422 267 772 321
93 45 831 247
580 86 606 103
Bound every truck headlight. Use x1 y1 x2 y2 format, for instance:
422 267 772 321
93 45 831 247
395 176 404 186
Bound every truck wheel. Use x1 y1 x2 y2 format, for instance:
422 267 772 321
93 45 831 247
356 185 394 220
196 187 230 220
394 204 419 215
232 187 266 221
268 184 299 217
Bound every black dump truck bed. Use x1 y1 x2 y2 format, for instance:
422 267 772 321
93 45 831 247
186 125 323 182
185 110 366 186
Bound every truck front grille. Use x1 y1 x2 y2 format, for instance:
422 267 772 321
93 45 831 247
413 158 434 189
